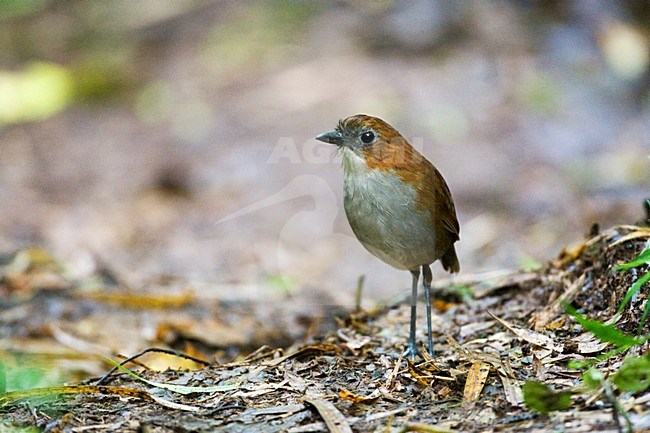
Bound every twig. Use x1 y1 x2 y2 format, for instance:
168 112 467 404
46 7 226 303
93 347 212 385
355 275 365 313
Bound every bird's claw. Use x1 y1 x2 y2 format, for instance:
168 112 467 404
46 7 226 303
402 344 420 361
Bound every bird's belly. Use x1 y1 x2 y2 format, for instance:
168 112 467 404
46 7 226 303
343 168 438 270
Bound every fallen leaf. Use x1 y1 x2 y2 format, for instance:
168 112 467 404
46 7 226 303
408 361 431 387
489 311 564 352
78 290 195 309
305 398 353 433
531 274 585 331
462 361 490 403
405 421 458 432
499 373 523 406
264 344 340 367
338 388 380 404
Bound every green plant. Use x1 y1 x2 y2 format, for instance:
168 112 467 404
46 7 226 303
522 381 572 413
523 293 650 432
615 242 650 332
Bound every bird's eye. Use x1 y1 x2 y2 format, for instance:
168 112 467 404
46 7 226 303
360 131 375 144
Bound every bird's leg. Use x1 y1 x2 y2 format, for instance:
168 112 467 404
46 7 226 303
403 268 421 360
422 264 434 356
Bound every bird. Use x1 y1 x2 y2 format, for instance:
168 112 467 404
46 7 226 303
316 114 460 359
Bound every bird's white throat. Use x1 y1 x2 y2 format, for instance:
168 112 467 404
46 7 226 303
340 146 369 174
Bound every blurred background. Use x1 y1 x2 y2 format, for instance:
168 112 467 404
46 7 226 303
0 0 648 340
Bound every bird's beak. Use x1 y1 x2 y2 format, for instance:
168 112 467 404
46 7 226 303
316 130 345 146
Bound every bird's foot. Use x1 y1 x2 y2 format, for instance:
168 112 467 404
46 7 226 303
402 343 420 361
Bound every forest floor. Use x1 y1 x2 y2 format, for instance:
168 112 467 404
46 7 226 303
1 224 650 432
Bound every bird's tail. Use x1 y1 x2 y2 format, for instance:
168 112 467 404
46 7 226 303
441 245 460 274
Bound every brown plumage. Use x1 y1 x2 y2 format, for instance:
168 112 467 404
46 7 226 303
317 114 460 358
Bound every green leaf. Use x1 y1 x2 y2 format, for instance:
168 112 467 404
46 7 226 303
615 246 650 271
517 254 542 272
447 284 474 303
614 242 650 332
0 0 47 20
640 284 650 333
0 62 74 125
563 304 645 348
612 356 650 393
522 381 572 413
616 270 650 316
581 367 605 390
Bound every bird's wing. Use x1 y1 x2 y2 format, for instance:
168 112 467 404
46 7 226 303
433 168 460 241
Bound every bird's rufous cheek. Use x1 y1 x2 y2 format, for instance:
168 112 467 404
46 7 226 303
362 142 423 168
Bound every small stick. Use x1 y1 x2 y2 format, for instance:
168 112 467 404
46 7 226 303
93 347 212 385
355 275 365 312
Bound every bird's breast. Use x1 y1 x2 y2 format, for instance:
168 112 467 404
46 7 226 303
341 149 439 270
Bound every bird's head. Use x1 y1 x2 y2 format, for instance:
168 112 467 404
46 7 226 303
316 114 422 171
